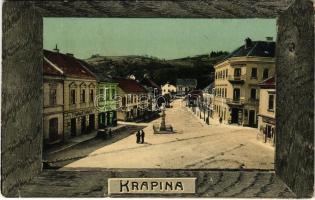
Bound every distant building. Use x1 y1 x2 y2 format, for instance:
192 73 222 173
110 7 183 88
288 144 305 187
44 50 98 140
161 83 176 96
115 78 148 121
43 56 64 145
140 77 161 113
176 79 197 96
202 82 215 119
257 77 276 146
213 37 275 127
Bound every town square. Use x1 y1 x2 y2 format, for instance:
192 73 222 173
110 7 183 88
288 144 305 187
42 18 277 170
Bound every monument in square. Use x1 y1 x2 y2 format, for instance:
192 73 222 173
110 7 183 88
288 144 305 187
153 103 174 134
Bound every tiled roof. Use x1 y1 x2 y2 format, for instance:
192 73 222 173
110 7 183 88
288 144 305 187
44 50 96 80
176 79 197 86
43 58 63 76
218 39 275 65
77 59 116 83
259 76 275 89
114 78 147 93
140 78 161 90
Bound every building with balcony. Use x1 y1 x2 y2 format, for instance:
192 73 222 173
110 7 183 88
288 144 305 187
115 77 148 121
44 50 98 140
257 77 276 145
213 37 275 127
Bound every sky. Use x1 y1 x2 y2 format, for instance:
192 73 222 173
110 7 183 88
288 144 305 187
44 18 277 60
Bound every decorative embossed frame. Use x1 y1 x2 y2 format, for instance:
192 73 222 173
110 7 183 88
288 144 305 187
1 0 314 198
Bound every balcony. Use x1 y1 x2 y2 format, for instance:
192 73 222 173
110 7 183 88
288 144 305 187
247 98 259 105
226 98 245 106
227 75 245 84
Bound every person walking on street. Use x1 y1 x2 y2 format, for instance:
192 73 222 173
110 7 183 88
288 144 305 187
140 130 145 144
136 130 141 143
219 117 223 124
108 128 112 138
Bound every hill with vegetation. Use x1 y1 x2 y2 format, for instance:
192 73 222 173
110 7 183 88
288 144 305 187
85 51 229 89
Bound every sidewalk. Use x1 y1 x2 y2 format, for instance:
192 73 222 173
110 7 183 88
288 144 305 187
44 124 127 155
185 106 220 126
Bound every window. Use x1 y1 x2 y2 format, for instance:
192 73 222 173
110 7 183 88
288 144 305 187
234 68 241 77
233 88 240 100
222 71 225 79
90 89 94 102
224 88 227 97
49 88 57 105
81 89 86 103
111 89 115 99
251 68 257 79
70 89 76 104
106 89 110 100
263 69 269 79
225 69 228 78
250 88 257 100
99 89 104 95
268 94 274 111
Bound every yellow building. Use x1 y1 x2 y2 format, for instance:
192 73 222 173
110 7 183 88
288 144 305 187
44 50 98 140
213 38 275 127
257 77 276 145
114 78 148 121
43 58 64 145
161 83 176 96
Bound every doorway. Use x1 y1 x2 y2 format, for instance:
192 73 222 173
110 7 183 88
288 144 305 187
89 114 95 130
231 108 239 124
248 110 255 127
70 118 76 137
81 116 86 134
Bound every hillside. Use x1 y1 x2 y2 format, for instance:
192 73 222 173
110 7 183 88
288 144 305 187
85 51 228 89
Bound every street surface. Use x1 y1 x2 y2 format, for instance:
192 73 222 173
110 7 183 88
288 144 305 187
47 99 274 170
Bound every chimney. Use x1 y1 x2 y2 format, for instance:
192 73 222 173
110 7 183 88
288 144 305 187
245 38 252 49
53 44 59 53
266 37 273 42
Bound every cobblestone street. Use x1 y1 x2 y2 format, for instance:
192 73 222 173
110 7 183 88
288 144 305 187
47 99 274 170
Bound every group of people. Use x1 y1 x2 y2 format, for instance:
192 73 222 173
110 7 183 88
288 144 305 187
136 130 145 144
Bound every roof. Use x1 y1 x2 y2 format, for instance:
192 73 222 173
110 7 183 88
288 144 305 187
217 39 275 64
259 76 275 89
176 79 197 86
114 78 147 93
202 82 215 93
44 50 96 80
43 58 63 76
140 78 161 90
77 59 116 83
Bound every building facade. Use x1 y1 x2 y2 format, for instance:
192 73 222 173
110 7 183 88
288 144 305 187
257 77 276 145
161 83 177 96
44 50 98 140
213 38 275 127
43 58 64 145
176 79 197 96
96 81 118 128
115 78 148 121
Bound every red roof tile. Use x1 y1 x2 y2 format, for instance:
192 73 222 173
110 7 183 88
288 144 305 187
114 78 147 93
44 50 96 80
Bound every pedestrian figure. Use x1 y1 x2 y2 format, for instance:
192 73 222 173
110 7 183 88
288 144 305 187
219 117 223 124
136 130 141 143
108 128 112 138
140 130 145 144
